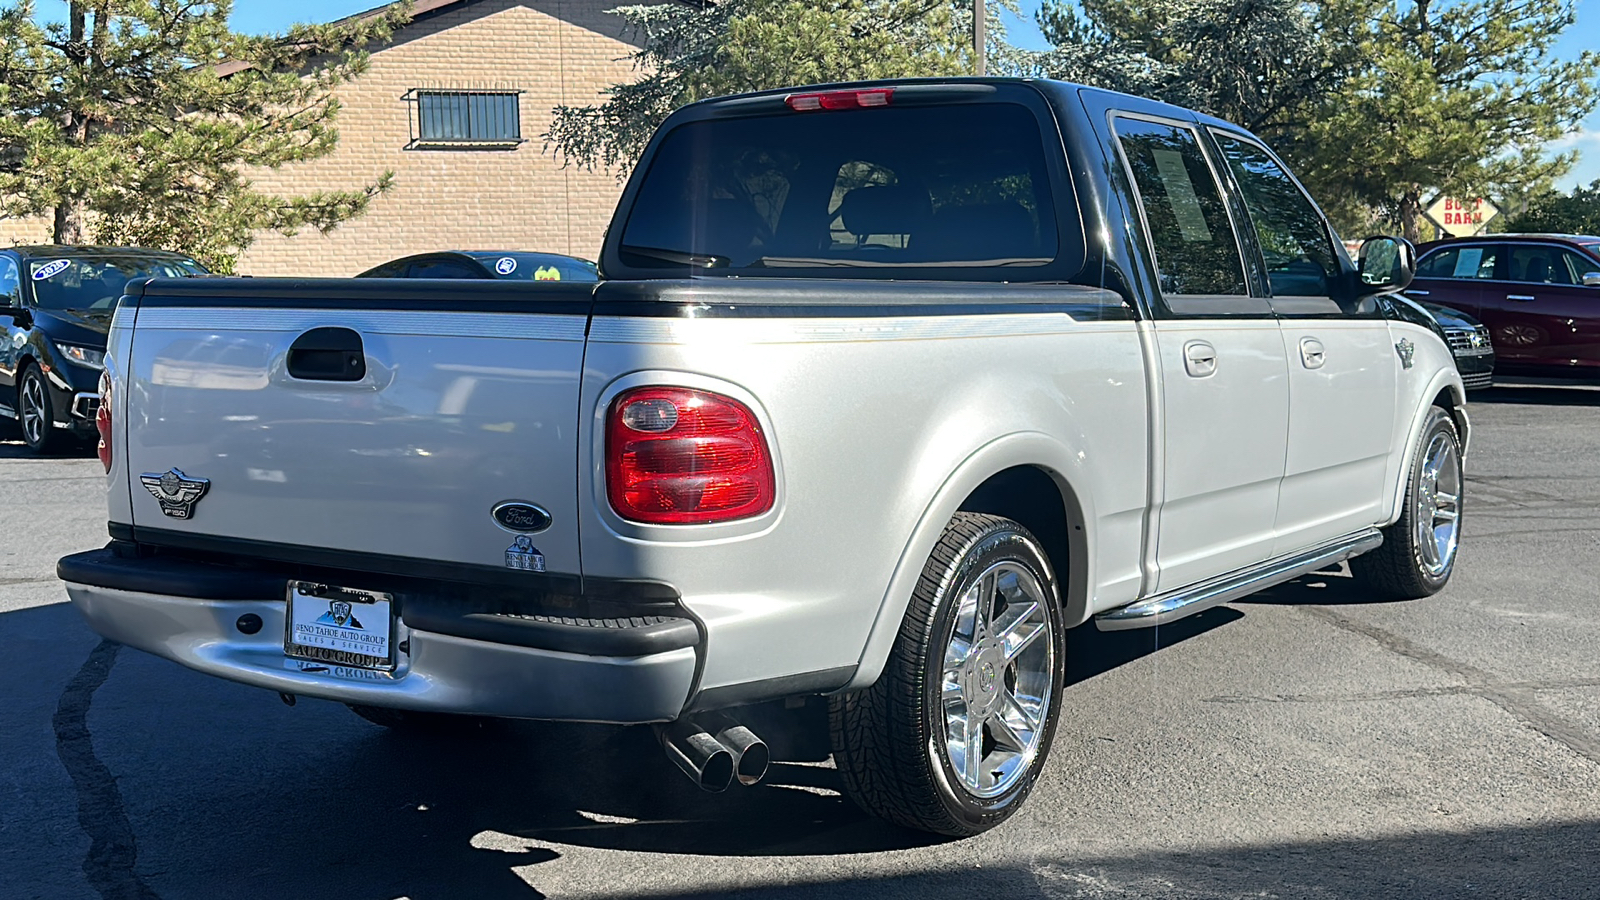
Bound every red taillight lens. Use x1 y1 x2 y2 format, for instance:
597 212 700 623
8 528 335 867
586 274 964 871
605 387 775 524
785 88 894 112
95 369 112 473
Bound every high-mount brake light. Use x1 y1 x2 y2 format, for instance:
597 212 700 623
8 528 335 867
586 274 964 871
785 88 895 112
605 387 776 525
95 369 112 473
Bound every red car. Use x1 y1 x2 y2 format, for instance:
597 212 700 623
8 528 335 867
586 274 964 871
1410 234 1600 377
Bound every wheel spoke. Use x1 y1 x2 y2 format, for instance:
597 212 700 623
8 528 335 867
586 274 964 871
1006 690 1041 733
943 633 974 671
1001 616 1045 662
989 709 1030 753
962 717 983 787
973 571 997 641
941 668 964 703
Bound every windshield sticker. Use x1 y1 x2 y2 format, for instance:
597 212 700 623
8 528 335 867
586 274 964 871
495 256 518 275
31 259 72 281
534 266 562 281
1451 248 1485 278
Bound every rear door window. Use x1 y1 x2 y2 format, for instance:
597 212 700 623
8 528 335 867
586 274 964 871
1211 132 1339 303
618 100 1072 279
1505 245 1599 285
1112 118 1251 313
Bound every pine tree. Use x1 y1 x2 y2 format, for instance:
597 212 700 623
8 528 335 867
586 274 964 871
0 0 410 271
545 0 1030 176
1036 0 1599 241
1306 0 1598 241
1504 180 1600 235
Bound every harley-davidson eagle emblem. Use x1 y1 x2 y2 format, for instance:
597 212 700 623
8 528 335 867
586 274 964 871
1395 338 1416 369
140 468 210 519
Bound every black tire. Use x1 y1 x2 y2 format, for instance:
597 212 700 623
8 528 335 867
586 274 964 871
346 704 495 733
17 364 69 455
1350 406 1463 600
830 513 1065 837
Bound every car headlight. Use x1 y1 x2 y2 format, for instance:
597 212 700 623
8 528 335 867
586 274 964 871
56 343 105 369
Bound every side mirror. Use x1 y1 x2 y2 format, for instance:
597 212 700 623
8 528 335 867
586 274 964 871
1357 235 1417 295
1583 271 1600 287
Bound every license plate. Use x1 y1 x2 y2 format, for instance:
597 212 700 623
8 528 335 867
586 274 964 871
284 581 395 671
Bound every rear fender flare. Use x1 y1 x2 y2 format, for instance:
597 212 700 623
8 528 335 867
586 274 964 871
841 431 1096 692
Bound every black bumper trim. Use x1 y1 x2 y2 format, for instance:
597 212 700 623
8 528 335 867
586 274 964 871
403 607 698 657
59 546 698 658
110 525 679 604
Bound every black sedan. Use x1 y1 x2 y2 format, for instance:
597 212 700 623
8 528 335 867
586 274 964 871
1394 294 1495 390
1 246 207 453
355 250 599 282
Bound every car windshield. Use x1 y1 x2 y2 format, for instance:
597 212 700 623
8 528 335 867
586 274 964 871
27 255 206 311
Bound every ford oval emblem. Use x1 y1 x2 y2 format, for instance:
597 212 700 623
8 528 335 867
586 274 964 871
492 501 552 534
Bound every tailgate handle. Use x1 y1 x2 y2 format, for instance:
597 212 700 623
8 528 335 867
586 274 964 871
287 327 366 381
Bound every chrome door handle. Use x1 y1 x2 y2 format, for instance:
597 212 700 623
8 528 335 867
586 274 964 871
1299 337 1326 369
1183 340 1217 377
1506 294 1537 302
1403 289 1430 296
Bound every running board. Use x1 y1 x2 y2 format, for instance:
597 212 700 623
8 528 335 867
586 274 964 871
1094 528 1384 631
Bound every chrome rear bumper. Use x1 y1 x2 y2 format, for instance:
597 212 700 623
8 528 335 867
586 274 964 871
65 582 697 723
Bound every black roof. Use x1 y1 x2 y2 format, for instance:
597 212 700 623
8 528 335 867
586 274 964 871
7 244 198 260
1421 233 1600 249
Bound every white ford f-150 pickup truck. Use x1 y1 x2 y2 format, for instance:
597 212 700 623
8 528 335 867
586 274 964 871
61 78 1467 837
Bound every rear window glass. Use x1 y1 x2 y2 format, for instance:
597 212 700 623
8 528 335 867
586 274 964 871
618 103 1065 276
477 254 599 282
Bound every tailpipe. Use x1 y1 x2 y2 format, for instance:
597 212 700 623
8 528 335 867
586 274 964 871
659 720 735 792
701 710 770 787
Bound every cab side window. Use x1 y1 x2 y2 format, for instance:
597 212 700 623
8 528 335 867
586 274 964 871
1212 133 1338 300
1113 118 1251 313
1416 245 1499 280
0 256 19 305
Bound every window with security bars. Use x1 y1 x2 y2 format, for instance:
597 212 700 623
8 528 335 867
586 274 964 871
408 90 522 148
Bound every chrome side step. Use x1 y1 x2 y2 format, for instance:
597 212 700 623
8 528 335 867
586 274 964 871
1094 528 1384 631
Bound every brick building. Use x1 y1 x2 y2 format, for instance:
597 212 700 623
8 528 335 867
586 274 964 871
2 0 642 276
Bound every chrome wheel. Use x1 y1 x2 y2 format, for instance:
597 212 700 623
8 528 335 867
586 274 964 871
1414 431 1462 577
20 373 47 446
939 560 1054 799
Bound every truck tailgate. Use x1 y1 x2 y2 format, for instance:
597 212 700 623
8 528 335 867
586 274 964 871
120 279 592 577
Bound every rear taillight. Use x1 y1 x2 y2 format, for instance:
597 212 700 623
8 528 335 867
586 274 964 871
605 387 775 524
95 369 112 473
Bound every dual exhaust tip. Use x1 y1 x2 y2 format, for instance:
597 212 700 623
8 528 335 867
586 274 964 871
658 711 770 793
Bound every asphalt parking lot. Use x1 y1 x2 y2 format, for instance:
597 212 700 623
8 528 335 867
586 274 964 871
3 383 1599 900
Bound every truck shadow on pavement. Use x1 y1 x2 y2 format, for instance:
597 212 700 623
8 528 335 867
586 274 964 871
24 595 1599 900
0 436 95 459
8 593 1254 899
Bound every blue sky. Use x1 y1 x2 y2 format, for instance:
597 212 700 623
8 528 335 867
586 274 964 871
31 0 1600 188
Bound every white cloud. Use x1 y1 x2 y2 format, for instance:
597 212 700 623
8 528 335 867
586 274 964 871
1548 127 1600 153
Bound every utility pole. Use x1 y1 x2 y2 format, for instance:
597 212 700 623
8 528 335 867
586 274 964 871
974 0 986 76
